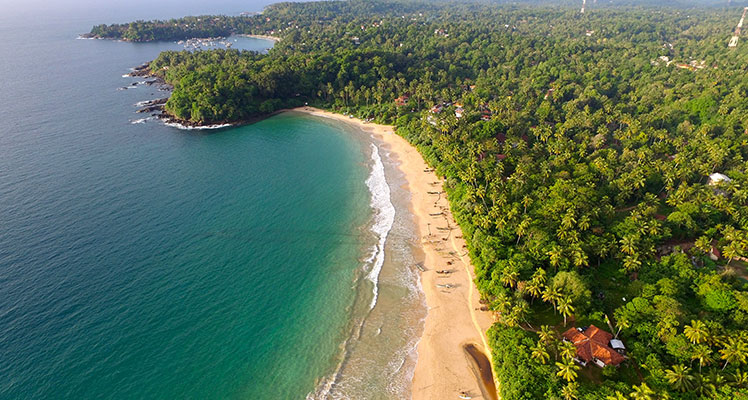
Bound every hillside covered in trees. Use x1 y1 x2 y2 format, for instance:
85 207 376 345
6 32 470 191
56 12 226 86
99 1 748 398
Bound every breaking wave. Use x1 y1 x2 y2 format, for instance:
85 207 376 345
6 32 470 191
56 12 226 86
363 143 395 310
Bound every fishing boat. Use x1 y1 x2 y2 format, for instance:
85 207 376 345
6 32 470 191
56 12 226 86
415 262 426 272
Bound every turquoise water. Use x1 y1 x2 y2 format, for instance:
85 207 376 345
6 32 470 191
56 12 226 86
0 3 399 399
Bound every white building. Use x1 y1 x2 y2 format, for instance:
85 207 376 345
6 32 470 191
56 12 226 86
708 173 731 185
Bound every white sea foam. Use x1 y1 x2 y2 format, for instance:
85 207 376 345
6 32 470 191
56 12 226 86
306 143 397 400
134 99 158 107
364 143 396 311
130 116 157 124
163 121 233 130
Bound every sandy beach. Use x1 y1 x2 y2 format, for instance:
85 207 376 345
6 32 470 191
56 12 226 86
289 107 497 400
240 34 281 42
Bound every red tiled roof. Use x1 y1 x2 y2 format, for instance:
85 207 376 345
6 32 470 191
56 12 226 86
562 325 624 366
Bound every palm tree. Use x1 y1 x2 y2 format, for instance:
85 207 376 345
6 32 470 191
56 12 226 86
513 300 531 328
500 268 519 289
561 382 579 400
502 310 520 327
570 245 588 268
491 293 511 315
516 216 531 245
664 364 695 392
629 383 655 400
526 279 544 303
578 215 590 231
705 369 726 390
684 320 709 344
694 373 717 398
531 268 547 285
723 243 740 266
620 235 638 255
522 195 532 214
542 286 562 312
538 325 555 345
732 369 748 388
694 236 711 254
690 344 712 373
531 342 550 365
614 313 630 339
561 212 576 230
559 341 577 361
623 254 642 272
605 391 627 400
548 246 563 271
555 358 579 382
557 296 575 326
720 337 748 370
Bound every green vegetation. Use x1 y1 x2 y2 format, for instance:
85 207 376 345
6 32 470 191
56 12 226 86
102 1 748 398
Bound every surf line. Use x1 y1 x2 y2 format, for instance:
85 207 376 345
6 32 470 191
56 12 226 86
364 143 396 310
306 143 397 400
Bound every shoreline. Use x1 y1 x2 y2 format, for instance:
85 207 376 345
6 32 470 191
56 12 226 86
287 107 497 400
239 34 281 42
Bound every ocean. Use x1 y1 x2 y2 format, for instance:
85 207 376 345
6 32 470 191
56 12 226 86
0 1 425 399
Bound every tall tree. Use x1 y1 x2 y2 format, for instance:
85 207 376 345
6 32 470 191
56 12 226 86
557 296 575 327
683 320 709 345
629 383 656 400
664 364 695 392
720 337 748 370
691 345 712 373
555 358 579 382
531 342 550 365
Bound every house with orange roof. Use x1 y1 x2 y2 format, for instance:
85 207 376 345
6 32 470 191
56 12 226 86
562 325 625 368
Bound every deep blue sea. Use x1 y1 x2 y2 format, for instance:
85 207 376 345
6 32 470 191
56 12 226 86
0 1 425 399
0 0 423 399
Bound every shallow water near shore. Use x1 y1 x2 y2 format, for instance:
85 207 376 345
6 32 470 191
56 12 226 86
0 3 424 400
300 117 427 400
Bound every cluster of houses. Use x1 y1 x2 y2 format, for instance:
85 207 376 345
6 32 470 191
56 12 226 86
434 28 449 37
455 102 464 118
651 56 710 71
676 59 708 71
